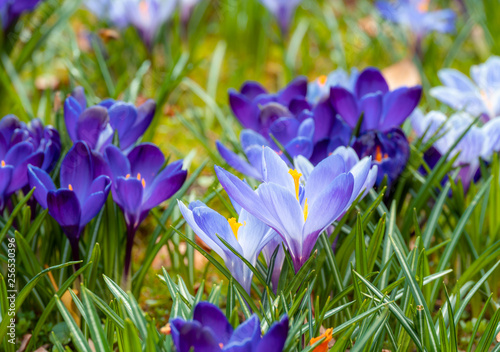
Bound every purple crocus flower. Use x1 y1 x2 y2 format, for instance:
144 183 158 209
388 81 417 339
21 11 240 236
330 67 422 185
430 56 500 121
170 301 289 352
411 110 500 190
64 87 156 154
258 0 303 35
178 200 277 293
0 0 43 29
0 115 61 210
215 146 376 271
229 77 308 136
85 0 129 28
104 143 187 281
376 0 456 39
28 141 111 263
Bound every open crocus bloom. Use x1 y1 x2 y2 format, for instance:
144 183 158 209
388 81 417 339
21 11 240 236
329 67 421 185
330 67 422 134
216 147 375 271
178 200 277 293
170 302 289 352
64 87 156 154
430 56 500 121
411 110 500 190
28 141 111 261
258 0 303 35
0 115 61 210
105 143 187 279
376 0 455 39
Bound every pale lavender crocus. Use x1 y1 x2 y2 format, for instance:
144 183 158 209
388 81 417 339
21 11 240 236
178 200 276 293
430 56 500 121
215 146 376 271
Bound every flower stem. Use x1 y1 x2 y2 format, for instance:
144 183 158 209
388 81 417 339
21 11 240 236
122 226 137 289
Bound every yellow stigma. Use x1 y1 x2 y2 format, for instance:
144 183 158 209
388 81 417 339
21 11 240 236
228 217 243 239
126 174 130 179
68 184 73 191
1 160 5 167
303 198 309 221
139 0 148 14
318 75 328 86
288 169 302 200
141 178 146 188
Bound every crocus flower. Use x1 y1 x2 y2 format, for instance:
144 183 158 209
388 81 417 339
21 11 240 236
216 147 376 271
0 115 61 210
28 141 111 262
125 0 177 48
229 77 308 136
64 87 156 154
430 56 500 121
104 143 187 280
1 0 43 29
411 110 500 190
258 0 303 35
178 200 277 293
330 67 422 184
376 0 456 39
170 301 289 352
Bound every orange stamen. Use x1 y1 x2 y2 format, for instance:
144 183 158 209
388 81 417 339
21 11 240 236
1 160 5 167
310 328 333 352
141 178 146 188
137 173 141 180
68 184 73 191
375 146 383 163
126 174 131 179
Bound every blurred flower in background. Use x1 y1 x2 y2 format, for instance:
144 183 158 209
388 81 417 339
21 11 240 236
0 115 60 210
0 0 43 29
85 0 181 48
258 0 303 36
179 0 202 25
411 109 500 191
430 56 500 122
170 301 289 352
376 0 456 40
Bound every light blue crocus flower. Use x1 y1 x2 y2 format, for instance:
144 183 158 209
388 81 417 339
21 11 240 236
306 68 359 106
376 0 456 39
411 109 500 190
430 56 500 121
178 200 277 293
215 146 376 271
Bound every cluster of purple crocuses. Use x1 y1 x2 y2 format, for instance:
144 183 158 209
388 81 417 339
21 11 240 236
0 87 187 281
218 66 422 187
